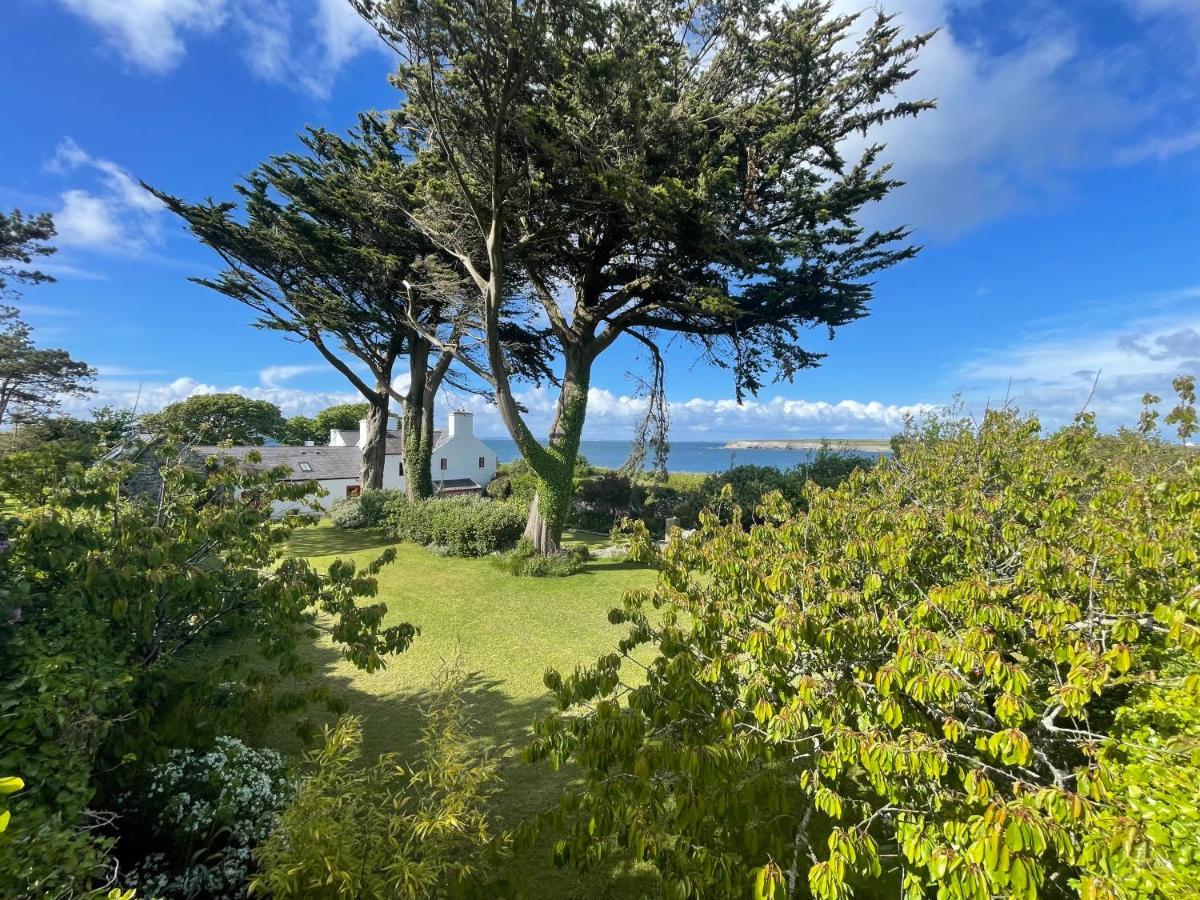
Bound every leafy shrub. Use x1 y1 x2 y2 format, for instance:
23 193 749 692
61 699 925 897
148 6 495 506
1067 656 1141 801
387 496 525 556
252 669 499 898
485 459 540 508
123 737 293 899
0 775 20 833
488 455 595 508
532 394 1200 900
672 451 873 529
330 488 403 529
569 472 635 531
0 445 413 893
494 538 590 577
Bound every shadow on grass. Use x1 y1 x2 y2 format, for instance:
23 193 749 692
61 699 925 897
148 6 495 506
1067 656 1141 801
271 637 660 899
285 523 396 558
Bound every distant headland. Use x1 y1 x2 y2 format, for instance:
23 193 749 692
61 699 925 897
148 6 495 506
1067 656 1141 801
723 438 893 453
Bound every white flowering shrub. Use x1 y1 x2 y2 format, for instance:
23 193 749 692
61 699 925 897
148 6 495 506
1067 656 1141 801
125 737 293 899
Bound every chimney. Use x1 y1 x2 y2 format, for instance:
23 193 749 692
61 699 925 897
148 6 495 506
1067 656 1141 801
447 410 473 438
357 417 369 449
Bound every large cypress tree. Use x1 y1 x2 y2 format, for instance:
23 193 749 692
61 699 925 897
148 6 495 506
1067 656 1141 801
151 116 474 495
356 0 933 551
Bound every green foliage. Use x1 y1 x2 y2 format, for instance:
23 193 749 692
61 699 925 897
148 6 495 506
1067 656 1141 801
530 394 1200 899
122 737 294 899
0 446 415 893
0 775 22 833
494 538 590 577
141 393 286 444
0 439 95 507
569 472 636 532
0 208 56 298
330 488 405 529
313 402 371 435
673 451 874 529
357 0 931 552
386 496 525 557
1075 673 1200 897
1164 374 1197 443
252 668 500 899
487 458 545 509
89 405 137 448
0 304 95 427
280 414 324 446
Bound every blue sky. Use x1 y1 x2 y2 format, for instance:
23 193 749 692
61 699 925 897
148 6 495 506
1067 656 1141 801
2 0 1198 440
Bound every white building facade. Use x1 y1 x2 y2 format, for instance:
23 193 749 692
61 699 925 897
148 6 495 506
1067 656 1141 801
198 410 499 517
330 410 498 496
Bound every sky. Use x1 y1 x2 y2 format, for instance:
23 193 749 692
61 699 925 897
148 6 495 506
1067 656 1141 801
2 0 1198 441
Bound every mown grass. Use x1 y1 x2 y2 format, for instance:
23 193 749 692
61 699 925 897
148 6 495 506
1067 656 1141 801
281 521 660 898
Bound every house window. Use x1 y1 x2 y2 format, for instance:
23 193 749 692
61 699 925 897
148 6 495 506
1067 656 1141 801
478 456 486 468
346 485 361 498
398 460 404 475
298 461 313 472
439 458 447 471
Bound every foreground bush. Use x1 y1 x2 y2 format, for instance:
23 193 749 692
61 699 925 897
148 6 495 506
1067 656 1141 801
330 488 404 529
252 669 499 898
673 450 874 529
124 738 293 899
0 446 414 894
531 394 1200 899
494 538 590 577
387 496 525 556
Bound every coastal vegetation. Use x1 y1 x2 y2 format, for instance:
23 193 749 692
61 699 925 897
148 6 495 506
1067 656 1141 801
2 0 1198 897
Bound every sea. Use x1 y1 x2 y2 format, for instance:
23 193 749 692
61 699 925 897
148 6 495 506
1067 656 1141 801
481 438 887 474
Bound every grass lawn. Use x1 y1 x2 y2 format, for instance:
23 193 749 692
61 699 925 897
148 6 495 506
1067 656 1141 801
282 521 660 898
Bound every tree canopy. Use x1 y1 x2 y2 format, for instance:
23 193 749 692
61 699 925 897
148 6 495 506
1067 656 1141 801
149 115 508 494
357 0 932 550
0 209 56 298
532 394 1200 899
314 402 371 434
0 305 95 429
141 393 285 445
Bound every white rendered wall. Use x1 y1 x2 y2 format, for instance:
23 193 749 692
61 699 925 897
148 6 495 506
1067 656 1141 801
433 421 497 487
253 478 360 518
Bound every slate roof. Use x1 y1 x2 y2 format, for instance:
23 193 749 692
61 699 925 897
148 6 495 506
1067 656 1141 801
191 445 361 481
384 429 444 454
435 478 483 494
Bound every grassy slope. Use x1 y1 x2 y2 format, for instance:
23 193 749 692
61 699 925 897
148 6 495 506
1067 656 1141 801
283 522 659 898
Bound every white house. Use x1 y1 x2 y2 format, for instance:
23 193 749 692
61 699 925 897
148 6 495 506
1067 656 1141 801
194 410 498 517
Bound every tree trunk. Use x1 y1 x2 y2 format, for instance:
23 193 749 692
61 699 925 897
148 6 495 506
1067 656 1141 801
402 338 434 500
360 387 390 491
522 351 590 553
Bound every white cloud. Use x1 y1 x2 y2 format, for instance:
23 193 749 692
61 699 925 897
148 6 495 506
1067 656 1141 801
45 138 164 254
54 0 227 73
54 189 128 250
59 368 932 441
259 364 327 388
1116 129 1200 164
62 375 362 420
955 296 1200 428
233 0 382 98
54 0 383 98
442 384 934 441
832 0 1199 236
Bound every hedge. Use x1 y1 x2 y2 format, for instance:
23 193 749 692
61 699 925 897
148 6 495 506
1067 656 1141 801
385 495 525 556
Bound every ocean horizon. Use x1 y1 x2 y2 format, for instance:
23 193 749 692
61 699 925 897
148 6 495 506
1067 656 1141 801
481 438 887 474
